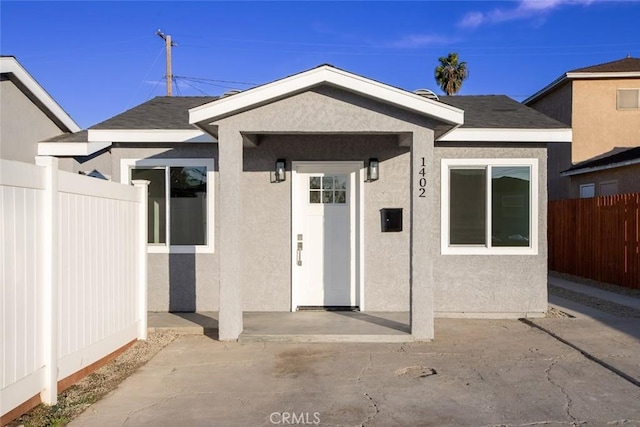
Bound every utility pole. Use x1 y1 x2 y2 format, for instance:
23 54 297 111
156 30 176 96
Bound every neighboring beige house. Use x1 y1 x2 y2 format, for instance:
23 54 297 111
45 64 571 340
525 56 640 199
0 56 109 174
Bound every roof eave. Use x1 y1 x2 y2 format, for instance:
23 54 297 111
0 57 81 133
38 141 111 156
561 157 640 176
525 71 640 105
87 128 217 143
437 128 572 143
523 74 569 105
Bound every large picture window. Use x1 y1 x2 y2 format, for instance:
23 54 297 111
122 159 214 253
442 159 538 255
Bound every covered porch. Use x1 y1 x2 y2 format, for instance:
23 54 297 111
148 311 411 343
188 65 464 341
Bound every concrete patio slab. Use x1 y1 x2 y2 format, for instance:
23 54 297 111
241 311 411 343
70 318 640 427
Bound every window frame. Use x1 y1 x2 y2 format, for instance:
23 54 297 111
616 88 640 110
121 158 215 254
441 158 538 255
579 183 595 199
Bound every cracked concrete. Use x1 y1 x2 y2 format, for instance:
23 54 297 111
544 360 578 424
69 318 640 427
356 353 379 427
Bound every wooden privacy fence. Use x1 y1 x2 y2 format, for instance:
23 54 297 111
548 193 640 289
1 157 149 424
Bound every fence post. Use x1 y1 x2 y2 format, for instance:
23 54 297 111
132 180 149 340
35 156 58 405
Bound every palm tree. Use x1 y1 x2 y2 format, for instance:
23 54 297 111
435 53 468 96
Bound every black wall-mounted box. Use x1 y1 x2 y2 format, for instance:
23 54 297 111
380 208 403 232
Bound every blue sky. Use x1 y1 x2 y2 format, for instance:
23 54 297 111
2 1 640 128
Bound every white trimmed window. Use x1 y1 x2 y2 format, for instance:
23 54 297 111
617 89 640 110
441 158 538 255
121 158 215 253
579 183 595 198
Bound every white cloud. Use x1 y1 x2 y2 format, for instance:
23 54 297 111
385 34 459 49
459 0 597 28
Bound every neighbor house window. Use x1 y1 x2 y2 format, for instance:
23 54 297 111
579 183 595 198
617 89 640 110
599 180 618 196
122 159 214 253
441 159 538 255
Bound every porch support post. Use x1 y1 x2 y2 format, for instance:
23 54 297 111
217 127 244 340
410 130 435 340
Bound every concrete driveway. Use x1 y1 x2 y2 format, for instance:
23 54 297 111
70 317 640 427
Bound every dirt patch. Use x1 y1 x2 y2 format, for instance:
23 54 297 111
394 366 437 379
546 306 574 318
7 331 177 427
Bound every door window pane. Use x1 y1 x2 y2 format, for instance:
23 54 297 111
450 168 486 245
309 177 321 189
170 167 207 245
322 176 334 189
491 167 530 247
132 168 166 244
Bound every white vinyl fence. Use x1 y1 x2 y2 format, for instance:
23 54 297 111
1 157 148 421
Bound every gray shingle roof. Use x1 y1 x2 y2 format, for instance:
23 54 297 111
439 95 568 129
52 93 566 142
569 57 640 73
91 96 217 130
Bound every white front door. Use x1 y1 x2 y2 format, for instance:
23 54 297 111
292 162 362 309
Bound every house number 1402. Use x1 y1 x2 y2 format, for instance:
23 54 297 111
418 157 426 197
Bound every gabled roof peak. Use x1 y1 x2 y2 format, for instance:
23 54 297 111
189 64 465 127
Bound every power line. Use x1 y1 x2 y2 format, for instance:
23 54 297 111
177 78 210 96
145 76 164 100
173 75 258 86
174 34 640 51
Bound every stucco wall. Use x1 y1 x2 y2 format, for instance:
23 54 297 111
572 78 640 163
0 78 65 163
432 145 548 316
111 144 220 311
242 134 411 311
569 163 640 198
214 86 438 312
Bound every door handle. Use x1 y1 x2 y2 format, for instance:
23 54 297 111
297 241 303 266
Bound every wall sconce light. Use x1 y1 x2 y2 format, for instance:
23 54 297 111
367 158 379 182
274 159 286 183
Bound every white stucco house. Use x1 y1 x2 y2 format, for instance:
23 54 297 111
40 64 572 341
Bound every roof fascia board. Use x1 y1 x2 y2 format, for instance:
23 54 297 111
189 66 464 126
561 157 640 176
88 129 216 143
566 71 640 79
524 71 640 104
437 128 572 143
523 74 568 105
0 57 81 132
38 141 111 156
